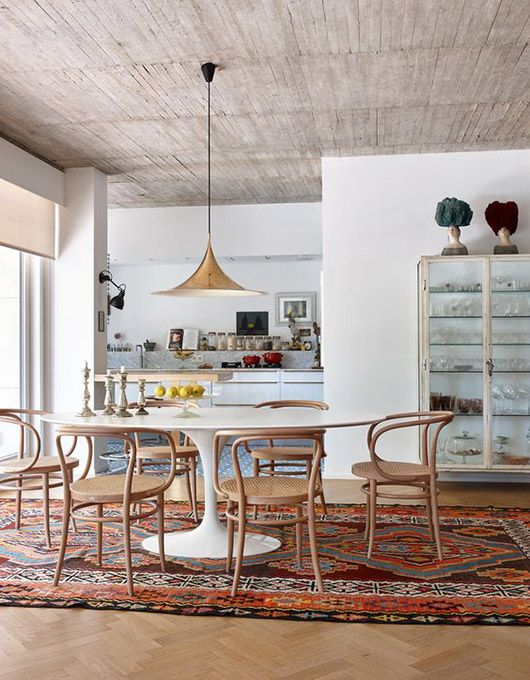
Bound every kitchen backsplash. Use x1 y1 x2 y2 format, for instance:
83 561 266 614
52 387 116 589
107 350 318 370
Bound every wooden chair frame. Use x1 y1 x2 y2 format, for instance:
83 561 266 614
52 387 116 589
54 426 178 596
354 410 453 560
214 428 325 596
249 400 329 515
0 410 79 548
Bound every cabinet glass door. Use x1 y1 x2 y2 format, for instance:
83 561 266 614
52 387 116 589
427 259 485 468
490 260 530 469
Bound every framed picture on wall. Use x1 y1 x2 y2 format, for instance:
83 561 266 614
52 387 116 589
236 311 269 336
167 328 183 350
275 292 316 325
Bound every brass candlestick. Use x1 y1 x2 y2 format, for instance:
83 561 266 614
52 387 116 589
114 370 133 418
102 371 116 416
77 362 95 418
135 378 149 415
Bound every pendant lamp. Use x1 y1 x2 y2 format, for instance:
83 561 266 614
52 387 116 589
152 63 264 297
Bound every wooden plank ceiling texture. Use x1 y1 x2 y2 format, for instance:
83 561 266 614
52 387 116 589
0 0 529 208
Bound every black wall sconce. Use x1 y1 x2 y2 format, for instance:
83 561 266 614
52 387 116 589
99 270 126 312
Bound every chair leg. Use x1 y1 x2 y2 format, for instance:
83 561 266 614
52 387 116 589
425 487 435 541
226 501 235 571
231 501 247 597
367 480 377 559
123 506 134 596
295 505 303 568
252 459 259 519
42 473 52 549
317 467 328 515
157 493 166 572
364 486 371 541
307 500 323 592
68 469 77 533
15 478 22 530
54 496 71 586
429 481 443 560
96 503 103 566
189 457 199 523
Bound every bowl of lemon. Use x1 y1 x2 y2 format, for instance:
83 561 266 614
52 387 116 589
153 381 207 418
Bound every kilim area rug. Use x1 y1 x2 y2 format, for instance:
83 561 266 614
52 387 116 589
0 499 529 625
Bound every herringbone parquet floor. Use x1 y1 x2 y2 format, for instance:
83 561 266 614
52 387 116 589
0 480 528 680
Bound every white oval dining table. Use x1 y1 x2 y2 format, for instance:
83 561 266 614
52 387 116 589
43 407 382 559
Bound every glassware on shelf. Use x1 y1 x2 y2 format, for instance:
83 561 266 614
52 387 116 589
272 336 282 350
470 398 483 413
207 332 217 350
446 430 482 464
255 335 264 351
245 336 256 351
217 332 227 351
430 392 442 410
236 335 245 351
263 336 272 350
457 398 470 413
227 332 236 351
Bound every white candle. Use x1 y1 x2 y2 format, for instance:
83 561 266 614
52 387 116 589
106 369 112 376
120 365 125 373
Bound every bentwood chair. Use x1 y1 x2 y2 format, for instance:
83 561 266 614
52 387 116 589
0 410 80 548
352 411 453 560
214 429 325 596
54 427 177 596
126 400 199 522
249 400 329 514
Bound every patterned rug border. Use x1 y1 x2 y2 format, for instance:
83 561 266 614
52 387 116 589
0 500 528 625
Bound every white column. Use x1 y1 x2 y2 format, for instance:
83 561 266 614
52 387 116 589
53 168 108 417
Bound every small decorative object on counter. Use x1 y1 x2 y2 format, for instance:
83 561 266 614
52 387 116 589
287 311 303 350
143 340 156 351
77 361 96 418
435 197 473 256
115 367 133 418
207 331 217 350
217 332 227 350
102 369 116 416
227 332 236 351
135 378 149 415
312 321 322 369
485 201 519 254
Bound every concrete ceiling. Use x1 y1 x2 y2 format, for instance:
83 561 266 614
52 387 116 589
1 0 530 208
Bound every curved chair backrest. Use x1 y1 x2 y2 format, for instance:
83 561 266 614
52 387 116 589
213 429 326 501
255 400 329 411
0 411 44 473
367 411 453 482
55 427 178 501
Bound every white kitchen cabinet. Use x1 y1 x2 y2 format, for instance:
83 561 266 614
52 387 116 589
214 371 280 405
280 371 324 401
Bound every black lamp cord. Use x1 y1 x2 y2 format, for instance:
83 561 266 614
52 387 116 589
207 77 211 238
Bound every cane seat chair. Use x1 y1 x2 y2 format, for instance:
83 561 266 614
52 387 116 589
214 429 325 596
352 411 453 560
54 427 178 596
0 410 80 548
124 400 199 522
248 400 329 514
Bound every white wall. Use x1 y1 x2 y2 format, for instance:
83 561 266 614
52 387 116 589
108 202 322 263
322 149 530 477
108 259 322 348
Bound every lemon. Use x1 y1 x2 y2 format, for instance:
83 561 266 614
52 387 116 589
179 386 191 399
167 386 178 399
192 384 205 398
154 385 166 398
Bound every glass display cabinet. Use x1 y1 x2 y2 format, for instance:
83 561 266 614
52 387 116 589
419 255 530 474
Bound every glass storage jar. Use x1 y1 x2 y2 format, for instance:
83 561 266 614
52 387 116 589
217 332 227 350
245 336 256 351
207 332 217 351
272 336 282 350
263 336 272 350
236 335 245 351
227 332 236 351
255 335 264 351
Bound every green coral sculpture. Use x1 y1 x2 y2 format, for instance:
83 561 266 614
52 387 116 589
435 197 473 227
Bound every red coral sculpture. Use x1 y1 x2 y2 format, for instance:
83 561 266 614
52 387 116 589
485 201 518 235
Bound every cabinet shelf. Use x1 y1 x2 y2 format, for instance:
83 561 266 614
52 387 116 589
420 255 530 477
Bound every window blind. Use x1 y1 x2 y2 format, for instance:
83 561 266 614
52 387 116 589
0 178 56 259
